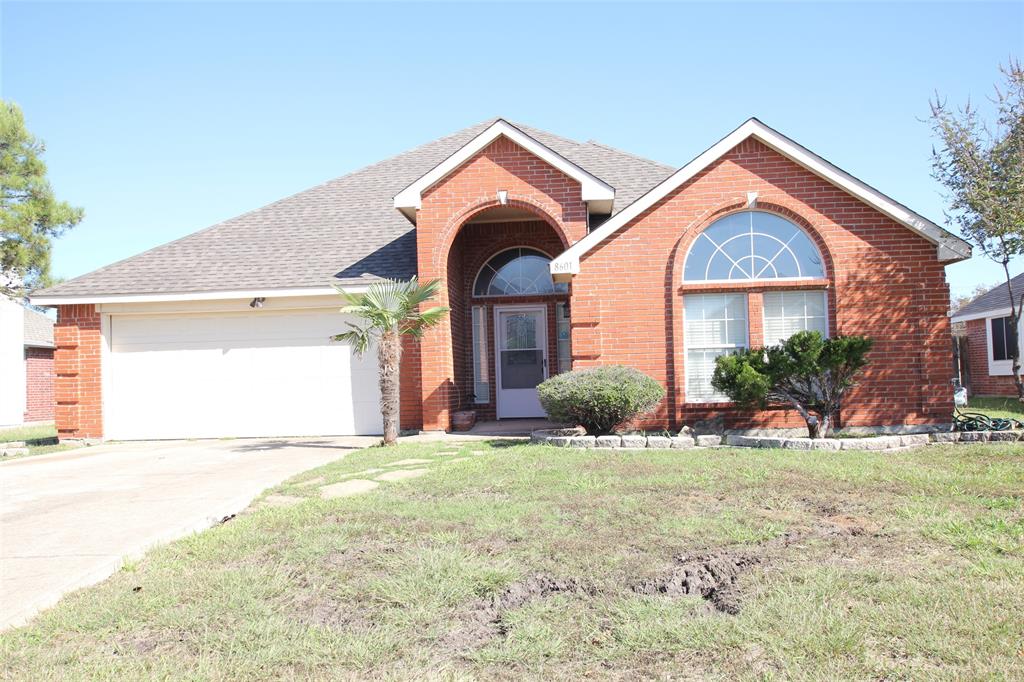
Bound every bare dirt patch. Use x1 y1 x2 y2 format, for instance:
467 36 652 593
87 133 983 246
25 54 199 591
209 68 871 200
446 573 594 650
632 552 759 614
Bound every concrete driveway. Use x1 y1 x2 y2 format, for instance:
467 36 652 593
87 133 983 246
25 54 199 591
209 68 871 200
0 436 377 630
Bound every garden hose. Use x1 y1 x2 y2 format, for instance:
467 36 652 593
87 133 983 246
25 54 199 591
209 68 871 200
952 405 1024 432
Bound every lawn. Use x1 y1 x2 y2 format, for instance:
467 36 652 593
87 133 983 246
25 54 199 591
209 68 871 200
0 423 70 460
968 395 1024 422
2 441 1022 679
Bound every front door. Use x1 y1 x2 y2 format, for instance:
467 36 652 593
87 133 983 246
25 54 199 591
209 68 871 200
495 306 548 418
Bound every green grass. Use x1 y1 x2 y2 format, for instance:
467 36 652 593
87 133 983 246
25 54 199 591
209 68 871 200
968 396 1024 421
0 423 72 460
2 442 1023 680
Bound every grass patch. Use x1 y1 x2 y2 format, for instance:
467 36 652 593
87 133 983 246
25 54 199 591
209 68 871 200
0 423 73 460
967 396 1024 421
1 442 1022 679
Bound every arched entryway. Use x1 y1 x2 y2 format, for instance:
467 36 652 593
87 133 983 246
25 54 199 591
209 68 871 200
443 205 572 423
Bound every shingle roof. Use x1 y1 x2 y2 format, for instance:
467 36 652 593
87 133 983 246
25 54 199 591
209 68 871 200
953 272 1024 319
36 119 675 298
23 307 54 348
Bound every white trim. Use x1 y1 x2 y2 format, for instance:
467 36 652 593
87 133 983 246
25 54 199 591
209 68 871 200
551 118 972 277
950 306 1012 324
394 120 615 216
30 285 366 306
985 314 1023 377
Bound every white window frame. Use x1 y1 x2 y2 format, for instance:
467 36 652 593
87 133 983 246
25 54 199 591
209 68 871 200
761 290 830 346
472 246 566 299
683 293 749 404
986 315 1023 377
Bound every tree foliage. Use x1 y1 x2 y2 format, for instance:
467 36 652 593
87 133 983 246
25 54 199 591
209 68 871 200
711 331 873 438
332 277 449 445
930 61 1024 399
1 100 83 295
537 365 665 434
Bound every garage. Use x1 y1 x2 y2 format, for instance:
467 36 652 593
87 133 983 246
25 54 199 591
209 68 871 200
105 308 383 440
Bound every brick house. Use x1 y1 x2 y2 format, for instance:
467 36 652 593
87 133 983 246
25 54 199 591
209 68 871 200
32 118 971 441
0 297 55 426
951 272 1023 397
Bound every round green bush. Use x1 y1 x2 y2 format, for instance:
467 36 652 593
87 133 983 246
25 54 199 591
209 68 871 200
537 365 665 434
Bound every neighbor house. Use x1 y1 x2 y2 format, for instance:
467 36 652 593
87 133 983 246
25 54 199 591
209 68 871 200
0 297 55 427
31 118 971 441
950 272 1023 397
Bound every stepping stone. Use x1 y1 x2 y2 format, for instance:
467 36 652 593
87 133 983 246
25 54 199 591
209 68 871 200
376 468 430 482
471 450 486 456
383 458 432 467
261 494 304 508
321 479 379 499
338 468 383 478
436 451 459 456
295 476 325 487
443 457 471 463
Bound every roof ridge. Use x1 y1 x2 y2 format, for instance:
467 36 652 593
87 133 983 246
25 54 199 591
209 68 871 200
583 138 676 171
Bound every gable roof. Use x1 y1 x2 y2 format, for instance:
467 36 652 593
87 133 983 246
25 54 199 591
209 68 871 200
23 307 54 348
550 118 972 277
32 119 673 304
950 272 1024 322
394 119 616 217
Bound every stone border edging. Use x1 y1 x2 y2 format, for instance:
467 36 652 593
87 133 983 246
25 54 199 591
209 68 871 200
531 429 1023 450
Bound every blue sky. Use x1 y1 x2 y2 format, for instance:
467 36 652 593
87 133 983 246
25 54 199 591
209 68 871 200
3 1 1022 298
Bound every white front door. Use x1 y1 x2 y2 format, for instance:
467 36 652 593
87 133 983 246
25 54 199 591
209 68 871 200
495 306 548 418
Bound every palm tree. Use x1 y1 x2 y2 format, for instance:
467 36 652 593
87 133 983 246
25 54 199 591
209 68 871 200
332 278 449 445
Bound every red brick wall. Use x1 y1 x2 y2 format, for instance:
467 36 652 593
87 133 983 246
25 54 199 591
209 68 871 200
24 347 55 422
571 138 955 430
54 304 103 440
964 318 1019 396
415 136 586 430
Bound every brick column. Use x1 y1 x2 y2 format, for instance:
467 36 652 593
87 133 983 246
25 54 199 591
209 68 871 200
54 304 103 441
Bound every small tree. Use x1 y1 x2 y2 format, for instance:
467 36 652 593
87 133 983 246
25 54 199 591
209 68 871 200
930 61 1024 400
1 100 83 296
332 278 449 445
711 331 873 439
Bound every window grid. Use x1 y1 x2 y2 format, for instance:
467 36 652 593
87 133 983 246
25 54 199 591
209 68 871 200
685 294 748 403
762 291 829 345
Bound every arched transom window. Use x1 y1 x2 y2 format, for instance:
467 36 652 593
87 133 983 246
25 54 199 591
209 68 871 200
684 211 825 281
473 247 568 297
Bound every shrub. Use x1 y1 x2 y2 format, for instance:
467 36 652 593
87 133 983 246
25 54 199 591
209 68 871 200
538 365 665 434
711 331 873 438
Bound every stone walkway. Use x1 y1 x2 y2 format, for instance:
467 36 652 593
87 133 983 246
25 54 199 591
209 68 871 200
262 448 485 506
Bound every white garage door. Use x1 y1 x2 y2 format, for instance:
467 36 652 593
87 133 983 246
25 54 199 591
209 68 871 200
106 309 383 440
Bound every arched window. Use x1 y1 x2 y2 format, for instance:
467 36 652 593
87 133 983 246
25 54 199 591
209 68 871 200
683 211 825 281
473 247 567 297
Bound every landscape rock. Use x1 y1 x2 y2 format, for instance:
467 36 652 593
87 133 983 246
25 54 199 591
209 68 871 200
783 438 813 450
671 436 696 449
595 435 621 448
989 430 1022 442
958 431 990 443
809 438 842 450
646 436 672 449
620 435 647 449
696 435 722 447
571 436 596 449
899 434 930 448
546 436 572 448
929 432 960 443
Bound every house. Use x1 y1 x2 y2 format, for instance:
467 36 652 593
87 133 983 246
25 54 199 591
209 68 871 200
950 273 1024 397
0 297 55 427
31 118 971 441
